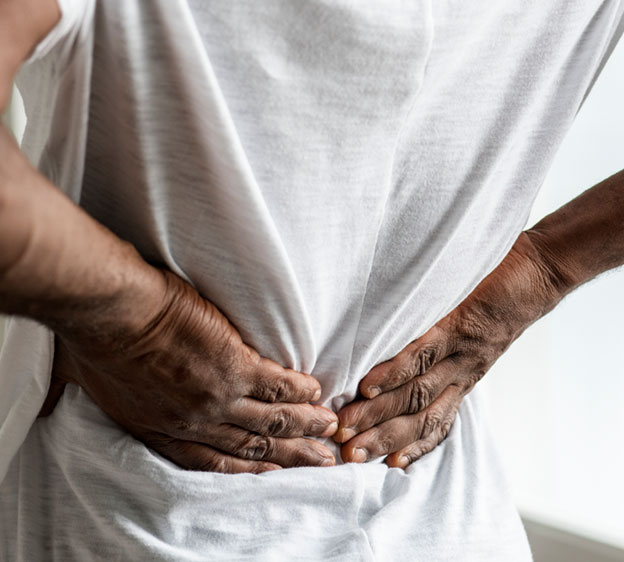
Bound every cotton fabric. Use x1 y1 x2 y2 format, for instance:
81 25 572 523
1 1 623 560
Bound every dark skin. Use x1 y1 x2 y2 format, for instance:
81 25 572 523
2 0 624 473
334 170 624 467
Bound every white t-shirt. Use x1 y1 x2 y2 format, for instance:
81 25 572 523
1 1 623 560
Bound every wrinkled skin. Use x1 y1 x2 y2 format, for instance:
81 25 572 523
334 232 562 468
40 232 561 473
41 270 338 473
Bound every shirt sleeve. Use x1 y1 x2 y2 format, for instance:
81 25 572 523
15 0 95 176
579 0 624 108
23 0 95 67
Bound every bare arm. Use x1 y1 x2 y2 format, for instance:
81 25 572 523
0 0 164 337
0 123 169 341
0 0 186 367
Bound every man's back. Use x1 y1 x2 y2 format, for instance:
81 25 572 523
2 0 623 559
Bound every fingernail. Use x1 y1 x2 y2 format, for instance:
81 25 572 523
351 448 368 463
321 421 338 437
335 427 356 442
320 457 336 467
397 455 409 469
367 386 381 398
312 388 322 401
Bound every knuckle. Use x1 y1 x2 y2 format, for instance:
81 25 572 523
267 409 294 436
416 346 439 375
250 462 276 474
386 364 417 387
342 401 369 429
440 418 454 440
374 430 397 455
170 416 195 436
406 381 433 414
399 343 441 383
264 380 289 403
236 435 273 460
293 448 329 468
208 456 231 474
405 445 426 464
155 410 198 438
454 311 489 351
471 357 491 379
422 411 442 438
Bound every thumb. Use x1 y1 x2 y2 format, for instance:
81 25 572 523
359 320 455 399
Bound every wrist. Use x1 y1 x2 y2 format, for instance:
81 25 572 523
485 232 568 334
52 246 171 354
523 170 624 299
1 135 170 347
523 227 580 303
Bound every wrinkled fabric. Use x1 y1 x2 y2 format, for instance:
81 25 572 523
2 1 623 559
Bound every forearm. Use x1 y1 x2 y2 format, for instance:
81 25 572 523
526 169 624 303
0 0 157 340
0 125 167 342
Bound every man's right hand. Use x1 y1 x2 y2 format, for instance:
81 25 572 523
41 269 338 473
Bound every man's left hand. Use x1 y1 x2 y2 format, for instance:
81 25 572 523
333 232 562 468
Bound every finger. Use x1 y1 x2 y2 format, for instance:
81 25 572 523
207 424 335 467
148 436 282 474
247 357 322 403
334 358 459 442
385 427 452 470
359 323 454 399
232 398 338 438
340 385 462 463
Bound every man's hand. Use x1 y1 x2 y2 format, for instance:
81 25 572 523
42 269 338 473
333 232 562 468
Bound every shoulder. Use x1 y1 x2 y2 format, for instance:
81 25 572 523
0 0 61 111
